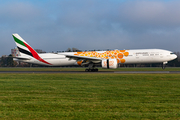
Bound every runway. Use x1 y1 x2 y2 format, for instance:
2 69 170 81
0 71 180 74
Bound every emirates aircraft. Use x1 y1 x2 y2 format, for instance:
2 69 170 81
12 34 177 72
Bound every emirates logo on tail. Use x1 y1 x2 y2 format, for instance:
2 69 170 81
13 34 52 65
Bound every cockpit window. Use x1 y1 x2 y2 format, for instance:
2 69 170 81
170 53 175 55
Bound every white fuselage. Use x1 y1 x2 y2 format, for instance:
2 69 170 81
124 49 177 64
14 49 177 66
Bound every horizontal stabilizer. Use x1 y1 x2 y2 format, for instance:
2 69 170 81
13 56 32 60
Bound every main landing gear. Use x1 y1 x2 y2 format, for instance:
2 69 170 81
85 63 98 72
85 68 98 72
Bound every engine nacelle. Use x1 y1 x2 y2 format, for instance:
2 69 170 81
102 59 118 69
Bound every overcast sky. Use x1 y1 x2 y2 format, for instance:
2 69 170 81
1 0 180 56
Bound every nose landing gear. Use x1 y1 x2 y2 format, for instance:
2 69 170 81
162 61 167 69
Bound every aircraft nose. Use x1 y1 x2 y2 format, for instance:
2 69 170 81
174 54 177 59
169 52 177 60
172 54 177 60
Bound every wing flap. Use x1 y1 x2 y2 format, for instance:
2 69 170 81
61 54 102 61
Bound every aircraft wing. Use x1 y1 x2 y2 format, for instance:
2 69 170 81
62 54 102 62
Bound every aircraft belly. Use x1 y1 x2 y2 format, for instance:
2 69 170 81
45 58 76 66
17 58 76 66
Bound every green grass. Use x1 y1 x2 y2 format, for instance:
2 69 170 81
0 73 180 119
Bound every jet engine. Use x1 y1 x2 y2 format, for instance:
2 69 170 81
102 59 118 69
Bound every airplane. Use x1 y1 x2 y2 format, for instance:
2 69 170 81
12 34 177 72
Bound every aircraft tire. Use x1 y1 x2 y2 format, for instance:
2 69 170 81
162 64 166 69
85 69 98 72
162 65 166 69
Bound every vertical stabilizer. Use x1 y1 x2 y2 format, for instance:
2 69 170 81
12 34 36 57
12 34 52 65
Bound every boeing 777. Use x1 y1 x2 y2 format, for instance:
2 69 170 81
12 34 177 72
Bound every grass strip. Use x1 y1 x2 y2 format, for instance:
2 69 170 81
0 73 179 119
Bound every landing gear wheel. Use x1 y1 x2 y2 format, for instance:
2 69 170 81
85 68 98 72
162 65 166 69
162 62 167 69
